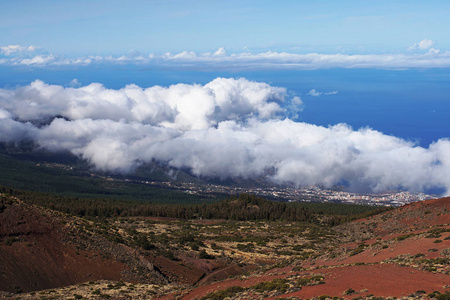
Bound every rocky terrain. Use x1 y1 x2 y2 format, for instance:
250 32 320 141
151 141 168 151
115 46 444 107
0 195 167 294
0 192 448 299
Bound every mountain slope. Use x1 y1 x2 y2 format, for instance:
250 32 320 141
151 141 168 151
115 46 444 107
0 195 166 293
161 197 450 299
0 194 448 299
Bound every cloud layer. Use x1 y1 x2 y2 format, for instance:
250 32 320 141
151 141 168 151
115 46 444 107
0 78 449 195
0 45 37 56
408 39 436 51
1 41 450 70
308 89 339 97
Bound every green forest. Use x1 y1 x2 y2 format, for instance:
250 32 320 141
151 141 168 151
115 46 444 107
1 186 389 226
0 153 213 204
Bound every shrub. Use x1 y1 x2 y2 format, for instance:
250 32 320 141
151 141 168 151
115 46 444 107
396 234 414 241
211 242 223 250
292 244 306 251
164 250 177 260
236 242 255 252
199 250 215 259
426 228 450 238
428 291 441 298
252 279 289 293
343 288 356 295
297 275 324 287
311 275 325 281
134 235 155 250
5 237 16 246
349 244 366 256
436 292 450 300
297 277 311 286
200 286 245 300
420 257 449 266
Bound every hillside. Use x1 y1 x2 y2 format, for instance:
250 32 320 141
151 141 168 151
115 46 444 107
0 195 167 294
161 197 450 300
0 152 215 204
0 192 448 299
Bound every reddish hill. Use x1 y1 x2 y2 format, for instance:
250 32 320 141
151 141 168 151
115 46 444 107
1 194 448 299
308 196 450 266
159 197 450 300
0 196 165 293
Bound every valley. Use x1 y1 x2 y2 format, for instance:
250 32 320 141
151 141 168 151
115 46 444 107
0 190 448 299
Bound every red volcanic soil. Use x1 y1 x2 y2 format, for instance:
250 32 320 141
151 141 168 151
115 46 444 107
374 197 449 233
394 197 450 226
161 272 288 300
281 264 449 299
159 264 449 300
150 254 250 286
0 198 125 293
1 194 448 298
158 197 450 300
199 264 258 285
312 231 450 267
152 255 206 285
411 197 450 208
310 197 450 267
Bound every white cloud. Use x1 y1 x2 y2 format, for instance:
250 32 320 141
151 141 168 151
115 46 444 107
2 44 450 70
69 79 81 87
0 78 286 130
0 118 37 142
0 108 12 119
308 89 338 97
285 96 303 119
308 89 322 97
325 91 338 95
0 45 37 56
20 54 55 65
213 47 226 56
408 39 435 51
171 51 197 59
0 79 449 195
427 48 440 55
418 39 435 50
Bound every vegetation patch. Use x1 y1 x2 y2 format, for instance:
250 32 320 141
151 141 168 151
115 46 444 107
426 228 450 239
200 286 245 300
297 275 325 286
349 244 367 256
252 278 290 294
396 233 415 241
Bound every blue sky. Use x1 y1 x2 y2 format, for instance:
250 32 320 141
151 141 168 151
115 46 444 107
1 1 450 194
1 0 450 55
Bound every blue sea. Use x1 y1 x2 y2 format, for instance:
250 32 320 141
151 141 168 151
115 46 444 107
1 66 449 148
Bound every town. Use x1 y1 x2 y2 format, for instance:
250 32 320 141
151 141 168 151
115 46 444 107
37 161 436 207
142 180 434 207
